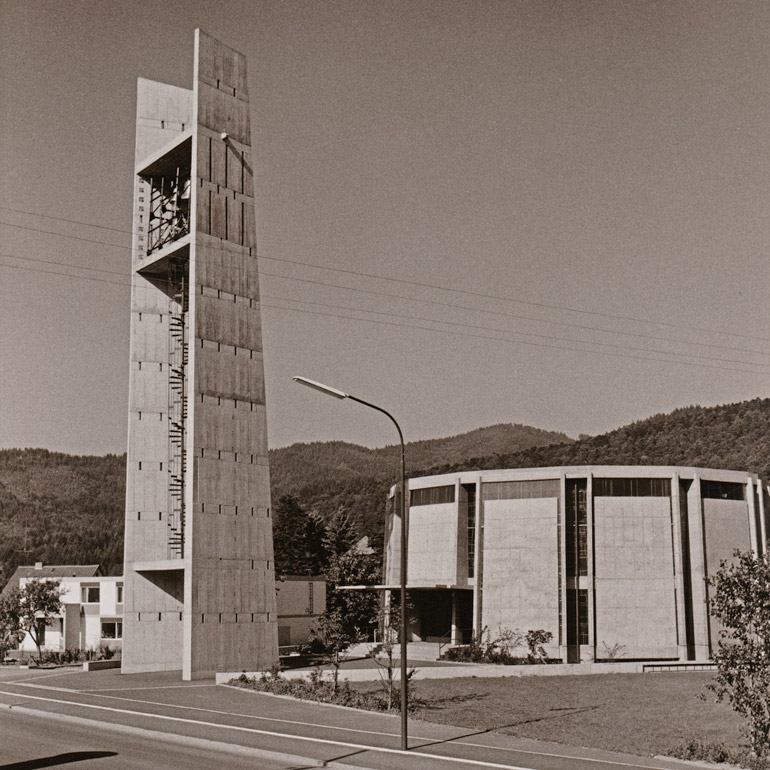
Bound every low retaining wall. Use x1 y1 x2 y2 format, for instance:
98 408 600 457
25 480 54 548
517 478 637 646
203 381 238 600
216 660 652 684
82 659 121 671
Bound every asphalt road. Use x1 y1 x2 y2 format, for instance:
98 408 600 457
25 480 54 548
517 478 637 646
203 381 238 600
0 710 293 770
0 667 697 770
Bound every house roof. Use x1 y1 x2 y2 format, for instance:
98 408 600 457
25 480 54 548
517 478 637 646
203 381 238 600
1 564 102 597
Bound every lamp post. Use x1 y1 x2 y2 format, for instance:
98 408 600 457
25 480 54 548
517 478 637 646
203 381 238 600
292 376 409 750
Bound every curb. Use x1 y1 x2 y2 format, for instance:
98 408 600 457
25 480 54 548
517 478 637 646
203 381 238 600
0 701 373 770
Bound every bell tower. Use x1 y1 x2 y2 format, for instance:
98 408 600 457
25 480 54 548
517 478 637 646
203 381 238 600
122 30 278 679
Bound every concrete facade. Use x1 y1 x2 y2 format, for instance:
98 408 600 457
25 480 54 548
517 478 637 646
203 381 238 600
384 466 768 663
275 576 326 649
123 30 278 679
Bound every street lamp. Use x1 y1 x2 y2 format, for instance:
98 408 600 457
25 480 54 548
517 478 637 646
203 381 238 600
292 376 409 750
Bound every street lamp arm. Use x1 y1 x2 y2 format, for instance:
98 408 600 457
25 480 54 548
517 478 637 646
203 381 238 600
346 395 404 448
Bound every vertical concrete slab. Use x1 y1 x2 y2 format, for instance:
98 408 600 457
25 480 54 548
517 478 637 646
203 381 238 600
747 478 759 555
584 473 595 662
670 474 688 661
687 476 710 661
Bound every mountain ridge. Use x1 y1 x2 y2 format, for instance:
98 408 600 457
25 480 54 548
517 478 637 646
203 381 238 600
1 398 768 585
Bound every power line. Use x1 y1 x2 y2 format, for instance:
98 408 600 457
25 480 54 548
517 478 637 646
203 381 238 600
262 301 769 376
259 270 770 358
260 293 770 370
0 254 765 375
5 231 763 356
0 259 131 288
0 220 130 250
0 252 132 279
0 205 133 235
3 210 768 346
262 255 770 344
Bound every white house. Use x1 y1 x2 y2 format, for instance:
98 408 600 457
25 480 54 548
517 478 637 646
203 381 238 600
4 565 124 655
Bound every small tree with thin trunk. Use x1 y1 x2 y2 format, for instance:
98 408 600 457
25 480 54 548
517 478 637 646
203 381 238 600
0 591 23 664
708 550 770 758
13 579 64 664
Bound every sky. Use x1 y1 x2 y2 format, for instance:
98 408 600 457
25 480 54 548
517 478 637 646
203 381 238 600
1 0 769 456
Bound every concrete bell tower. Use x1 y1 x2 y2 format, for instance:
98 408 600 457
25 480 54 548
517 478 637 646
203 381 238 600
122 30 278 679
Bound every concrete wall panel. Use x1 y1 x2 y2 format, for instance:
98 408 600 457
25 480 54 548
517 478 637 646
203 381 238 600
482 498 559 644
593 497 677 659
407 503 459 586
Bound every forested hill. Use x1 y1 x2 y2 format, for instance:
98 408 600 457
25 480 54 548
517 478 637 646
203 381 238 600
269 423 571 497
427 398 770 481
0 450 126 582
1 398 768 586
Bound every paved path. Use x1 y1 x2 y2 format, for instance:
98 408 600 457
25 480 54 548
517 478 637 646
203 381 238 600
0 668 697 770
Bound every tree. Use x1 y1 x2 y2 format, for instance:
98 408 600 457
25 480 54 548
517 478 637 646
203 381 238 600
323 509 381 642
6 579 64 664
0 591 23 664
305 609 349 693
708 550 770 757
272 495 326 576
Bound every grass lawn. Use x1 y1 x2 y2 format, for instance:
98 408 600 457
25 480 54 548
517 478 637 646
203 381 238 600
356 672 745 758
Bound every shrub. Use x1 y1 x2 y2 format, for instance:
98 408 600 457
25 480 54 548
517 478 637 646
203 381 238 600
229 668 420 712
669 739 770 770
708 551 770 758
441 627 556 665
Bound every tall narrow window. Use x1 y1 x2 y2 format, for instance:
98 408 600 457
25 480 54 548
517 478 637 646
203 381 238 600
463 483 476 578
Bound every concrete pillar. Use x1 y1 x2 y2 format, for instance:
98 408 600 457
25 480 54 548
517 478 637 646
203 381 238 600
687 476 711 661
747 478 759 556
670 474 688 661
583 473 595 662
758 482 768 557
472 476 483 638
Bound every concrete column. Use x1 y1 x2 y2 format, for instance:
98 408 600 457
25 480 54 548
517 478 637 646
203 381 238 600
472 476 483 638
687 476 711 661
558 472 567 663
758 482 768 557
670 474 688 661
747 478 759 556
584 474 595 662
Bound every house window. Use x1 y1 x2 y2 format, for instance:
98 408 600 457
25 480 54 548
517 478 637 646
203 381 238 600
81 585 100 604
101 620 123 639
116 584 123 603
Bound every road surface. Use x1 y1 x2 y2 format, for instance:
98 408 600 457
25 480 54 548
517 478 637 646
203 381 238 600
0 667 695 770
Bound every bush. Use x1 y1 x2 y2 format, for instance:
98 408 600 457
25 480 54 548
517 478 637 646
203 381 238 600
441 627 557 665
230 668 420 713
669 739 770 770
40 648 86 665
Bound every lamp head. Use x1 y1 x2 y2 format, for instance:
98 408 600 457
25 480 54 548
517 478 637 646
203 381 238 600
292 376 348 400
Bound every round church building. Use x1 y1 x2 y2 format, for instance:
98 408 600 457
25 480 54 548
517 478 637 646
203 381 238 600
384 466 768 664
